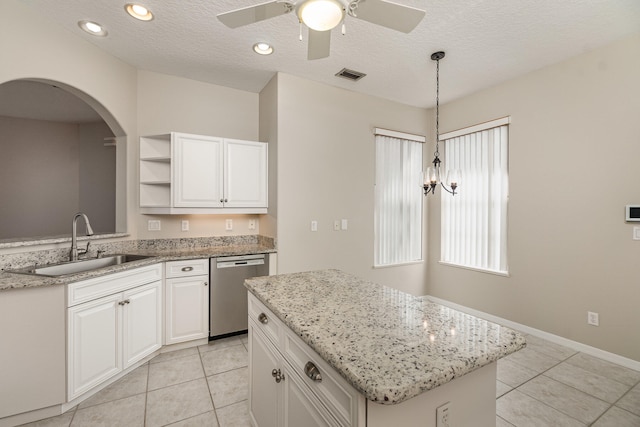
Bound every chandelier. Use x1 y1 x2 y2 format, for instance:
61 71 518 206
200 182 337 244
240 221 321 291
423 51 460 196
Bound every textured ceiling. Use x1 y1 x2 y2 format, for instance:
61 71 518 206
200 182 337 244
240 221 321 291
15 0 640 109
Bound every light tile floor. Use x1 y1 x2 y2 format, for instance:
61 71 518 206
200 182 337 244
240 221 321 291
19 333 640 427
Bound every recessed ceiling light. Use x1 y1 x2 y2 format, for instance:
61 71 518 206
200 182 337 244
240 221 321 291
125 4 154 21
78 20 108 37
253 42 273 55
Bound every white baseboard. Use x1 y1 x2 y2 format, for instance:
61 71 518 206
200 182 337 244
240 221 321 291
425 295 640 372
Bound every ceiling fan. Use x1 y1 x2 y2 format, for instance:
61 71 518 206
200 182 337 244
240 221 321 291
217 0 426 60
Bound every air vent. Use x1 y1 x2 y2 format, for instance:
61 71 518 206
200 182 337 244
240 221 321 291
335 68 366 81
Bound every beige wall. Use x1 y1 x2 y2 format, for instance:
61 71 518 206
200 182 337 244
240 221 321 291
258 76 278 239
428 34 640 361
274 73 429 295
135 70 262 239
0 0 137 249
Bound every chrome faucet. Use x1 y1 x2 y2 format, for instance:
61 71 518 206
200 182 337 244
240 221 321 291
70 212 94 261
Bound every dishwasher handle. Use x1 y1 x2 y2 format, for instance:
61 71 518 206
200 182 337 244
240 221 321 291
216 256 265 269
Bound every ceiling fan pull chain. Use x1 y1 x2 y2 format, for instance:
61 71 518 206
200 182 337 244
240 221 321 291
299 21 303 41
342 22 346 35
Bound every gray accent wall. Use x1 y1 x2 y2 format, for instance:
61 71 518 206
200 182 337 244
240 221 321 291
0 116 115 239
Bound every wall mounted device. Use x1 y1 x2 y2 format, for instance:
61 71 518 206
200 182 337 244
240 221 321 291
626 205 640 222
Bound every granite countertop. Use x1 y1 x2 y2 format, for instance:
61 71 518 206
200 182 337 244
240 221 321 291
245 269 526 405
0 244 275 291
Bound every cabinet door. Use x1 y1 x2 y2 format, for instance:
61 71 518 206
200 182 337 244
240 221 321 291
173 133 224 208
283 366 340 427
122 281 163 368
68 293 121 400
249 323 281 427
165 275 209 344
224 139 268 208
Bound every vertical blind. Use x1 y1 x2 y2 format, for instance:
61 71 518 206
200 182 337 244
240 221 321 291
374 134 423 266
441 124 509 273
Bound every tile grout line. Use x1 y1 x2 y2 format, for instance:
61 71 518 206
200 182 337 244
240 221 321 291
502 350 612 426
143 362 150 426
198 344 222 427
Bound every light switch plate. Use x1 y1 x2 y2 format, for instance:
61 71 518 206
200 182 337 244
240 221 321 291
341 219 348 230
248 219 256 230
311 220 318 232
634 226 640 240
225 219 233 231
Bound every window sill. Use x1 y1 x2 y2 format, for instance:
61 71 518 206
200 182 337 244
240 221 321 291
373 259 424 269
438 261 509 277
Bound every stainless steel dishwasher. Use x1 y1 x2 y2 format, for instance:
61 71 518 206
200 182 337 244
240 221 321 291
209 254 269 339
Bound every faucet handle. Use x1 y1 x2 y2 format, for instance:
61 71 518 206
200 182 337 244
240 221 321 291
79 242 91 257
96 249 105 259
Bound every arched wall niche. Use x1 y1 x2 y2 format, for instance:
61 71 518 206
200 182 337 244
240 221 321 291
0 78 127 242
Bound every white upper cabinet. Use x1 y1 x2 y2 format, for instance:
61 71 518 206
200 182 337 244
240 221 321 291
224 138 268 208
173 134 224 208
140 132 268 214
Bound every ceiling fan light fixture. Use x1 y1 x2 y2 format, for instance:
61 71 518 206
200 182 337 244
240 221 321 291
298 0 344 32
78 20 108 37
125 4 154 21
253 42 274 55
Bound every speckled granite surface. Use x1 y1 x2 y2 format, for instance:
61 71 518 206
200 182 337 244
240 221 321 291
245 269 526 405
0 236 275 291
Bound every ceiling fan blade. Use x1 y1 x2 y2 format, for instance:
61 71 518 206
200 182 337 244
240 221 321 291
307 29 331 60
352 0 425 33
217 1 294 28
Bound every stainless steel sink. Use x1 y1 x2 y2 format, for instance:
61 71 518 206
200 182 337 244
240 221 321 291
9 254 153 277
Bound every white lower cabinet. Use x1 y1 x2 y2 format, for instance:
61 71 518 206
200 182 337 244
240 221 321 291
67 265 162 401
248 294 358 427
164 259 209 344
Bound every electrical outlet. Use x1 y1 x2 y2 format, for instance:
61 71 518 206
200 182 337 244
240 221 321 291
147 220 161 231
181 220 189 231
248 219 256 230
225 219 233 231
311 220 318 232
436 402 451 427
587 311 599 326
333 220 340 231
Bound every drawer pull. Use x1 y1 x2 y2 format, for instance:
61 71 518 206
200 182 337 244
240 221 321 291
181 266 194 272
271 368 285 383
258 313 269 324
204 282 208 286
304 361 322 383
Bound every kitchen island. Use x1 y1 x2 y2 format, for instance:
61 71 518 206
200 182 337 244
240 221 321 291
245 269 526 427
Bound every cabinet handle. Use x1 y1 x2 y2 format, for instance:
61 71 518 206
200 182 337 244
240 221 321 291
118 301 126 306
124 299 130 304
220 199 224 203
224 198 228 203
181 266 194 272
258 313 268 324
204 282 208 286
304 361 322 382
271 368 285 383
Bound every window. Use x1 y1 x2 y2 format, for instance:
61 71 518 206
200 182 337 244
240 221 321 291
374 129 424 266
440 117 509 274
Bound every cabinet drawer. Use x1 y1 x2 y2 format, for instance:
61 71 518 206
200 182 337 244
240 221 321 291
67 264 162 307
248 293 282 348
165 259 209 278
284 331 359 427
